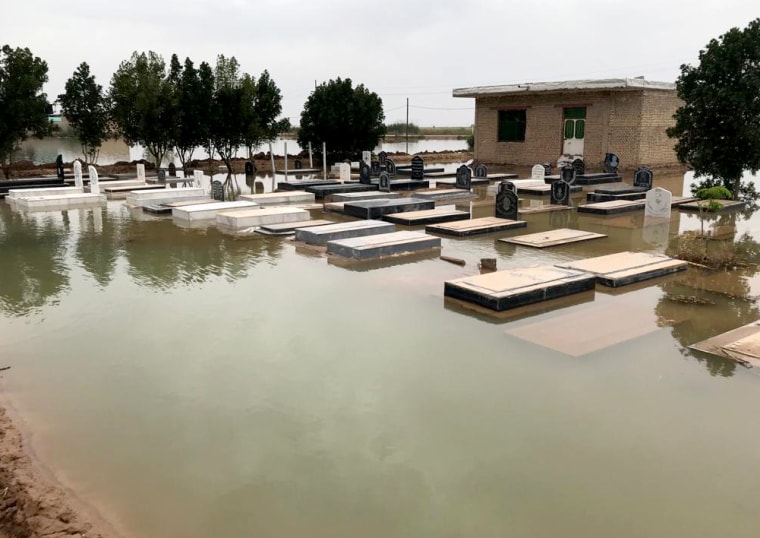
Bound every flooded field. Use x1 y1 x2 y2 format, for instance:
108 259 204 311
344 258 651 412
2 169 760 537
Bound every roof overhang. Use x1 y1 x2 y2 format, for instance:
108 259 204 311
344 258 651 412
453 78 675 98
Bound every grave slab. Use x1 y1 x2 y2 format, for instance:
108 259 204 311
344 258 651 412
444 265 596 312
172 200 258 221
434 176 488 186
516 184 583 196
256 219 334 235
500 228 606 248
343 198 434 220
330 191 400 202
7 187 83 200
545 173 622 185
216 206 310 230
426 216 527 237
690 320 760 368
383 208 470 226
12 193 107 210
306 183 378 199
577 199 646 215
414 189 477 200
594 183 647 195
586 192 647 203
239 192 315 205
327 231 441 260
278 179 339 191
371 179 430 191
323 202 347 213
295 220 395 245
556 251 687 287
104 184 165 200
126 188 206 207
517 205 572 215
276 168 321 175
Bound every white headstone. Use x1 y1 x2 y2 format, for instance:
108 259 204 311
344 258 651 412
531 164 545 181
362 151 371 166
193 170 203 188
644 187 672 219
136 163 146 183
88 165 100 195
338 163 351 182
73 160 83 189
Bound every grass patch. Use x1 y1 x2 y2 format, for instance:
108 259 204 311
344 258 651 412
668 231 759 269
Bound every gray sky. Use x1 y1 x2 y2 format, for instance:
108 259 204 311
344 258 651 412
5 0 758 127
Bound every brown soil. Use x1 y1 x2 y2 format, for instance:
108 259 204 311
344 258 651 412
0 405 115 538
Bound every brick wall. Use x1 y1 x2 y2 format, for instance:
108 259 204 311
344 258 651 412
472 89 682 169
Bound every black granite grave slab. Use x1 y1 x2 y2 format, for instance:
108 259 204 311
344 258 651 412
594 184 647 195
370 179 430 191
306 183 378 199
544 173 622 185
586 191 647 203
278 179 340 191
343 198 435 220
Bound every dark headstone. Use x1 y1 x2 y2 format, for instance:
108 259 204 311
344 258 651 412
560 165 576 185
455 165 472 190
495 183 519 220
410 156 424 180
157 168 167 182
55 154 64 180
385 158 396 178
379 171 391 192
502 181 517 194
371 161 381 177
359 161 372 185
603 153 620 174
378 151 388 165
572 158 585 176
168 163 176 177
543 163 552 175
244 161 255 176
474 164 488 178
633 166 653 190
294 159 302 170
211 180 225 201
550 179 571 206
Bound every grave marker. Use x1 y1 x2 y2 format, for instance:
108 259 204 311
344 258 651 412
503 181 517 194
543 163 552 175
338 163 351 182
72 160 83 189
604 153 620 174
362 151 372 166
572 158 585 176
211 180 225 201
379 171 391 192
495 182 519 220
644 187 672 219
136 163 146 183
88 165 100 195
371 161 381 177
294 159 302 170
359 161 372 184
531 164 546 181
411 156 424 180
455 165 472 190
385 158 396 177
475 164 488 177
633 166 653 190
193 170 204 188
560 165 576 185
550 180 571 206
157 168 167 183
244 161 255 176
55 154 64 180
378 151 387 165
168 163 177 177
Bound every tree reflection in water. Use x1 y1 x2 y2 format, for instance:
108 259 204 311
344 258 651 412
74 207 122 287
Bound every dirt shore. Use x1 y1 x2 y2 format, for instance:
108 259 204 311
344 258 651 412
0 402 117 538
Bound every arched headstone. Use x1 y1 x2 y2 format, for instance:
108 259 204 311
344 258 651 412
379 171 391 192
359 161 372 185
378 151 388 165
474 164 488 178
168 163 177 177
550 180 570 206
531 164 546 181
542 163 552 175
633 166 653 190
55 154 65 180
193 170 204 188
88 165 100 195
604 153 620 174
73 160 83 189
136 163 146 183
294 159 302 170
644 187 672 219
410 156 424 180
244 161 255 176
502 181 517 194
560 165 576 185
338 163 351 182
572 158 585 176
495 182 519 220
455 165 472 190
385 158 396 178
157 168 167 182
370 161 381 177
211 180 225 201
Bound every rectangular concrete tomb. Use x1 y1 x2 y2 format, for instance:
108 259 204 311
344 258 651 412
343 198 434 219
172 200 258 221
330 191 401 202
690 320 760 368
501 228 607 248
216 206 310 230
7 186 83 200
426 216 527 237
383 208 470 226
577 200 646 215
239 192 316 205
12 193 107 209
295 220 395 246
278 180 339 191
556 251 687 287
414 189 476 200
256 219 334 235
306 183 378 199
327 231 441 260
126 187 206 207
444 265 596 312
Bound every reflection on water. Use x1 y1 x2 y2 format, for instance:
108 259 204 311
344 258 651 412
4 170 760 538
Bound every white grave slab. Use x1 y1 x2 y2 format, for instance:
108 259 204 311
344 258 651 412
531 164 546 181
239 192 315 205
644 187 672 219
136 163 146 183
7 187 83 200
125 187 206 207
73 160 83 188
216 206 310 231
172 200 258 221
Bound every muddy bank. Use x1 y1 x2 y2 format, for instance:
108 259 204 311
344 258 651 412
0 404 116 538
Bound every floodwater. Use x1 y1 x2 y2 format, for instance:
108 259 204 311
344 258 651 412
2 170 760 538
17 137 468 166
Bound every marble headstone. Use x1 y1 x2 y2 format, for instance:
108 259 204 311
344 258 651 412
633 166 654 190
359 161 372 184
362 151 372 167
495 183 519 220
211 180 225 201
560 165 576 185
338 163 351 182
88 165 100 195
455 165 472 190
410 156 424 180
385 158 396 177
379 171 391 192
550 179 570 206
531 164 546 181
474 164 487 178
73 160 83 189
193 170 203 188
604 153 620 174
136 163 146 183
644 187 672 219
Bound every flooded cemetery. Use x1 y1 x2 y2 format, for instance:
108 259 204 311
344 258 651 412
3 150 760 537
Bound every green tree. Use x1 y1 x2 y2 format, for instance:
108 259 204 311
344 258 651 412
208 54 246 174
298 77 386 163
58 62 110 166
169 56 211 170
668 18 760 201
241 70 287 159
0 45 52 179
109 51 174 167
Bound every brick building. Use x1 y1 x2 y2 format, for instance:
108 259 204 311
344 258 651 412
453 78 682 170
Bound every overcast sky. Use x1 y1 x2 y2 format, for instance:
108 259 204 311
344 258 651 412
5 0 758 127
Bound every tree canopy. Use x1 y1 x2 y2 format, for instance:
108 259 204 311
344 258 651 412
668 18 760 201
0 45 52 179
58 62 110 166
298 78 386 163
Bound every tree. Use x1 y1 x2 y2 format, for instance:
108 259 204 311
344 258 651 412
0 45 52 179
298 78 386 163
58 62 110 166
109 51 174 167
668 18 760 201
169 56 211 170
241 70 287 159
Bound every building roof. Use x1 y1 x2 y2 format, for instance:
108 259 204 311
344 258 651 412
453 78 675 98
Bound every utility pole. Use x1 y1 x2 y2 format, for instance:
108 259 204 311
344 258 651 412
406 98 409 154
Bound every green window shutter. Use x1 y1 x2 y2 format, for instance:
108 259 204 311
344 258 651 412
564 107 586 119
564 120 574 139
575 119 585 139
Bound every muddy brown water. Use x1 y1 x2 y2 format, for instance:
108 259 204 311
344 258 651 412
2 169 760 537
